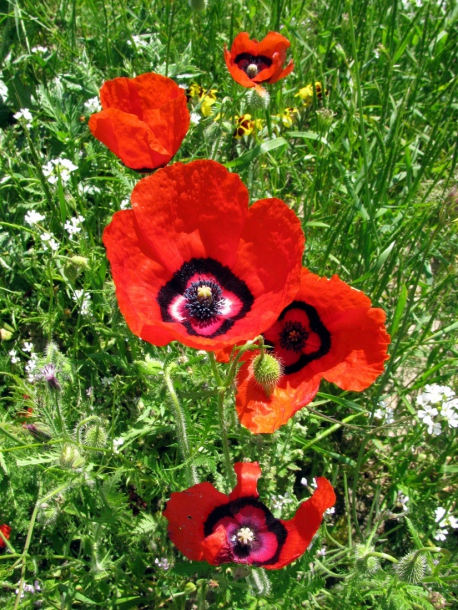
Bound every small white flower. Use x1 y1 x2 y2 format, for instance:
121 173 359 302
301 477 317 489
433 528 448 542
42 158 78 185
13 108 33 127
190 112 201 125
113 438 124 453
271 493 293 511
101 377 114 387
78 183 101 196
84 97 102 113
448 515 458 529
24 210 45 226
417 384 455 407
154 557 171 570
397 492 409 507
31 45 48 54
120 198 131 210
316 546 327 556
325 507 335 515
25 353 38 374
64 215 84 238
40 232 59 251
427 421 442 436
9 349 20 364
23 342 33 353
418 404 439 423
86 386 93 397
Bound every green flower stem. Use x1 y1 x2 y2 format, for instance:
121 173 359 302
208 353 235 490
164 363 199 487
365 551 398 564
13 477 43 610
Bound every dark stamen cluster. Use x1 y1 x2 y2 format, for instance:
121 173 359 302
279 321 308 352
184 280 223 322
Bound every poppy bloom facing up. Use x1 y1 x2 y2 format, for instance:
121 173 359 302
103 160 304 351
234 269 390 433
0 524 11 549
89 72 190 171
224 32 294 89
163 462 335 569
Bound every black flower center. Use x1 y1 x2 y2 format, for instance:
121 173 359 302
279 321 309 352
183 280 223 322
234 53 273 78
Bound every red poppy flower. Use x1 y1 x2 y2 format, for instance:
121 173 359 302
224 32 294 89
234 269 390 433
163 461 335 569
89 72 190 171
0 524 11 549
103 160 304 351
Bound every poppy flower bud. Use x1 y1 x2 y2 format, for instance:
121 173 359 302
252 353 282 396
394 551 427 584
83 423 108 449
59 444 84 469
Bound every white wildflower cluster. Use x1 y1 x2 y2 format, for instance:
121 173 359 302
416 384 458 436
25 353 39 382
271 493 293 512
73 290 91 316
64 215 84 238
113 438 124 453
40 232 59 252
154 557 171 570
24 210 45 226
31 45 48 54
120 198 131 210
78 183 101 197
433 506 458 542
397 492 409 511
190 112 201 125
42 157 78 185
373 399 395 424
9 349 20 364
84 97 102 113
13 108 33 127
101 376 114 387
301 477 317 489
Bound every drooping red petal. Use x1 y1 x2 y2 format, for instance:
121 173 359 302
235 354 321 433
228 197 304 342
0 524 11 549
163 482 228 561
228 462 261 500
224 45 257 89
201 524 233 565
268 59 294 84
295 271 390 390
89 108 171 170
265 477 335 569
131 160 249 274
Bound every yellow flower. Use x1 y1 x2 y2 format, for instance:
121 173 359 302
295 82 324 106
200 91 217 117
188 83 204 99
280 107 298 128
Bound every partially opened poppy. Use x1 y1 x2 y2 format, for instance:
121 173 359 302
224 32 294 89
89 72 190 171
0 524 11 549
103 160 304 351
234 269 390 433
163 462 335 569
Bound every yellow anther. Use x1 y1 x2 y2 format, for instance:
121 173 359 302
197 285 213 301
236 527 255 545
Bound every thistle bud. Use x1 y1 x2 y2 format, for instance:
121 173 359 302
252 353 282 396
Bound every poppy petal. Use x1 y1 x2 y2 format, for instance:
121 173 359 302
235 355 321 433
228 462 261 501
265 477 336 569
89 108 171 170
224 46 257 88
201 524 233 565
295 272 390 390
268 59 295 84
229 198 304 340
131 160 249 274
163 482 228 561
256 31 291 58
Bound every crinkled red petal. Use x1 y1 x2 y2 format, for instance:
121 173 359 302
163 482 228 562
201 524 233 565
228 462 261 500
265 477 335 569
235 353 321 433
296 271 390 390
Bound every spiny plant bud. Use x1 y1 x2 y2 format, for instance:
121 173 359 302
189 0 207 11
354 544 380 575
59 444 84 469
84 423 108 449
394 551 427 583
135 355 163 376
252 353 282 395
247 87 270 110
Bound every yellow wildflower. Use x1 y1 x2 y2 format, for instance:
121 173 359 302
233 114 263 139
295 82 324 106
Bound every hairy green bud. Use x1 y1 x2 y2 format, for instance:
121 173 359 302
84 423 108 449
354 544 380 575
252 353 282 395
394 551 427 583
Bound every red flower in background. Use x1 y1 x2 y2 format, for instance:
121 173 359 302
224 32 294 89
234 269 390 433
163 462 335 568
0 524 11 549
103 160 304 351
89 72 190 171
